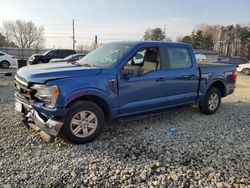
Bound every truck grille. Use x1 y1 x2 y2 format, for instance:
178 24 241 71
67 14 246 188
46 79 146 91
14 75 37 102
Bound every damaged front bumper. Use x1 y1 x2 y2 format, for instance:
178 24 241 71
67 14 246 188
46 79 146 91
15 97 64 139
25 109 63 136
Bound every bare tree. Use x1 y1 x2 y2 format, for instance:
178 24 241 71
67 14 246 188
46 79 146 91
1 20 44 48
195 24 221 49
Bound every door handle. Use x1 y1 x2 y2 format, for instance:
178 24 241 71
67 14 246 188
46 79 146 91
183 74 197 79
155 77 167 82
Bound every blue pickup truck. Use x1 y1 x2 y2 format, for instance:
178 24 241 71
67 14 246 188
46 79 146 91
15 42 237 144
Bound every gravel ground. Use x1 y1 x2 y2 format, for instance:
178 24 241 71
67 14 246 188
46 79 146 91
0 67 249 187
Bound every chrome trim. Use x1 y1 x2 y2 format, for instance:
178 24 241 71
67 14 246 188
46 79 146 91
15 75 28 86
31 110 63 136
16 98 32 109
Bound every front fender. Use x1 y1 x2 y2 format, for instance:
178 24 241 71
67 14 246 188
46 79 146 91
65 87 112 108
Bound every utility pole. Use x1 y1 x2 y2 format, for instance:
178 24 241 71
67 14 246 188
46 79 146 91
95 35 98 45
164 24 166 33
72 19 76 50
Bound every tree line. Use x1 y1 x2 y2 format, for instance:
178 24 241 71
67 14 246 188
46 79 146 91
1 19 250 59
0 20 44 48
177 24 250 59
142 24 250 59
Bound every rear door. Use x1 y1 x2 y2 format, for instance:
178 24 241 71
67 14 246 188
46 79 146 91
0 52 4 61
163 46 200 106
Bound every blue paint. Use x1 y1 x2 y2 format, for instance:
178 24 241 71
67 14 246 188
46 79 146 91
15 41 236 120
169 127 177 132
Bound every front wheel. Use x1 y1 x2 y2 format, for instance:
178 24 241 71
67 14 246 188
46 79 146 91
241 68 250 75
61 100 105 144
0 61 10 68
199 87 221 114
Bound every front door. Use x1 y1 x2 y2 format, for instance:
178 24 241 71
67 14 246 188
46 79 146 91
118 47 169 115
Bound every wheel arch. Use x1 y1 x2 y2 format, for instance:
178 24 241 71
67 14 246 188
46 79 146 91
208 80 226 97
66 92 112 120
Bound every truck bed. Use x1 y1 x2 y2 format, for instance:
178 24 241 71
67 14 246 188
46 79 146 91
198 62 235 68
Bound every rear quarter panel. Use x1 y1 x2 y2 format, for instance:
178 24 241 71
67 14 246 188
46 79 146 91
198 63 236 101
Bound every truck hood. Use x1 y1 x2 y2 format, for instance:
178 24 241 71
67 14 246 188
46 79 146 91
17 62 102 84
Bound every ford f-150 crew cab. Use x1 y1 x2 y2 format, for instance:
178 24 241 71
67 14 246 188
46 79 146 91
15 42 237 144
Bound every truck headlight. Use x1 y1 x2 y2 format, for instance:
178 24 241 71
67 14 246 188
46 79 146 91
33 85 60 108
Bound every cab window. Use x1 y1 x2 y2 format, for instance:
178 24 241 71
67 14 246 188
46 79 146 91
167 47 192 69
126 47 160 74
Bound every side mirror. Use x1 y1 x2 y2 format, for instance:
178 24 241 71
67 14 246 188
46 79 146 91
121 65 142 77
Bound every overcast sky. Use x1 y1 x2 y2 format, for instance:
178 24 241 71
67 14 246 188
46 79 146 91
0 0 250 49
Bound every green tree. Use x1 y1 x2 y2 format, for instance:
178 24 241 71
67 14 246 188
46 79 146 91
177 30 214 50
143 27 166 41
178 36 192 44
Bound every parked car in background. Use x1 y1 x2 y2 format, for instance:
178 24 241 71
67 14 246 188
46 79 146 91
28 49 76 65
15 41 237 144
218 56 249 66
49 54 86 63
0 51 16 68
195 54 206 62
237 61 250 75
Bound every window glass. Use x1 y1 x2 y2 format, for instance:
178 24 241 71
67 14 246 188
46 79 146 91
0 53 4 56
126 48 160 74
47 51 57 57
63 54 75 60
167 47 192 69
78 44 132 67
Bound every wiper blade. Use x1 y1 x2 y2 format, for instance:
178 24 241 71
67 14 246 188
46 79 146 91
68 60 81 66
81 63 94 67
69 60 95 67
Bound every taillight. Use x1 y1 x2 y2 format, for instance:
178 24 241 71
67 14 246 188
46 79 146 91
232 70 237 82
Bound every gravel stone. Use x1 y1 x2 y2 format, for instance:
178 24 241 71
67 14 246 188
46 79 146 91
139 171 147 181
0 68 250 187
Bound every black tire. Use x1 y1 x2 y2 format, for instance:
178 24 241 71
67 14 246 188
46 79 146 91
241 68 250 75
61 100 105 144
0 61 10 69
199 87 221 114
35 59 44 64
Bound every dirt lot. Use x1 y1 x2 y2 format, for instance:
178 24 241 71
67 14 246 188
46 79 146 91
234 75 250 98
0 68 249 187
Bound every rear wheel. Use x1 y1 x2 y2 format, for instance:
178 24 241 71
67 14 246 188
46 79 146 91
0 61 10 69
199 87 221 114
61 100 105 144
241 68 250 75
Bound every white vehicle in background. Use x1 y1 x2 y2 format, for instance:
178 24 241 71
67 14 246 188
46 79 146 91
0 51 17 68
237 61 250 75
195 54 206 62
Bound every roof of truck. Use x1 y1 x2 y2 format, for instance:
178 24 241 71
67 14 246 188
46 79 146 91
109 41 190 47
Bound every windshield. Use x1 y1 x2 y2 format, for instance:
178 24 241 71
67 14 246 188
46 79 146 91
63 54 75 60
77 43 132 67
42 50 51 55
